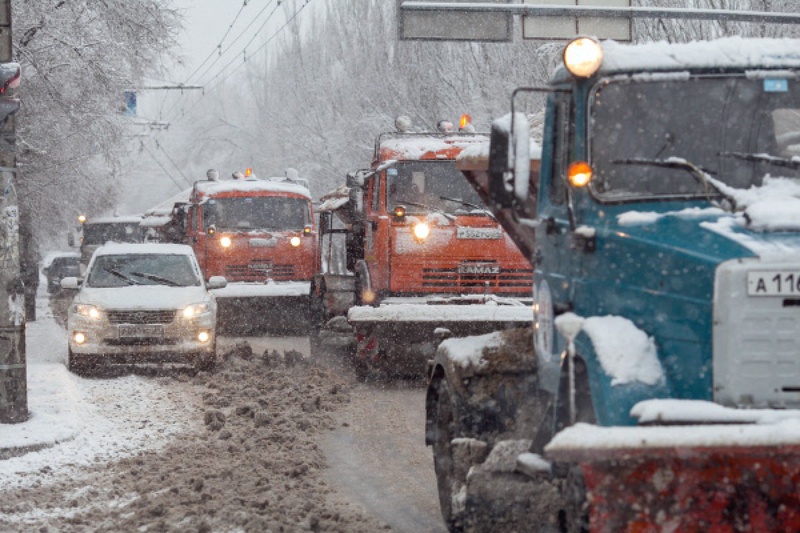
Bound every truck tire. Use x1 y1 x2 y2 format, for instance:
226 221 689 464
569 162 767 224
432 380 463 532
561 466 589 533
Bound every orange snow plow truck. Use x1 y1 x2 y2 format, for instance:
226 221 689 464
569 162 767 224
311 118 534 379
168 169 316 334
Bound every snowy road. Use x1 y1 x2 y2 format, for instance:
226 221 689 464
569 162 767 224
0 287 446 532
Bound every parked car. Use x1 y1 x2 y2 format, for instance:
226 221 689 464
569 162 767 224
62 243 227 375
42 252 81 294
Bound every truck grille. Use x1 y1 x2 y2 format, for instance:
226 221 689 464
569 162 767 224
422 266 533 290
106 310 176 325
226 262 295 280
714 258 800 408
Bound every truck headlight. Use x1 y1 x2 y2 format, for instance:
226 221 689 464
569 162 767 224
290 236 302 247
182 303 210 319
563 37 603 78
220 236 232 248
75 304 101 320
413 222 430 240
197 330 211 343
73 331 87 344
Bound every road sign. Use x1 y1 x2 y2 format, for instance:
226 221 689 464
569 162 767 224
523 0 631 41
397 0 512 42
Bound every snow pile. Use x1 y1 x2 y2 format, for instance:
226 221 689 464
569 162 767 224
212 280 311 298
632 399 800 425
441 331 505 370
348 302 532 324
555 313 664 386
196 177 311 199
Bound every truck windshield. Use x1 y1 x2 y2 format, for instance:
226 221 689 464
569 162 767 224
83 223 143 245
386 160 487 215
590 74 800 201
203 197 310 231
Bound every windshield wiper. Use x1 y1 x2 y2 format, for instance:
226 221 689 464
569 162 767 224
394 199 456 221
130 271 181 287
103 267 141 285
612 157 738 211
718 151 800 171
438 195 497 220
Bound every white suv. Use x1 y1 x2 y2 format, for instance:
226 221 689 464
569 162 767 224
63 243 226 374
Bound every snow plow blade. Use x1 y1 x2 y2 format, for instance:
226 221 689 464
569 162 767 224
213 282 311 335
546 401 800 532
348 296 531 377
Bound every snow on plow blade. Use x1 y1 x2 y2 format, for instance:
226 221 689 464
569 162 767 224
213 282 311 335
546 400 800 532
348 296 531 376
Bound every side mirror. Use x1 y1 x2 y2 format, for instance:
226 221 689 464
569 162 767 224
488 112 530 208
60 277 81 290
67 232 75 247
207 276 227 290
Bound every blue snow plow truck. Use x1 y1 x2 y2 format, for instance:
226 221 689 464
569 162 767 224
426 35 800 532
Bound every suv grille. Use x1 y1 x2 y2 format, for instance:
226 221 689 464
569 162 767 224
106 310 176 324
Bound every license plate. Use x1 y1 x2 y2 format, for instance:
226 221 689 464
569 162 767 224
748 271 800 296
456 227 502 240
458 263 501 275
119 324 164 338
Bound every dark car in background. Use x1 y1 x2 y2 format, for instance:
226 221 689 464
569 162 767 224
43 252 81 294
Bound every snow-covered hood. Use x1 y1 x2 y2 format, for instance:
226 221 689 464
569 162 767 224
75 285 212 311
613 177 800 262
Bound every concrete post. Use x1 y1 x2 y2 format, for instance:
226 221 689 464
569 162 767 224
0 0 26 424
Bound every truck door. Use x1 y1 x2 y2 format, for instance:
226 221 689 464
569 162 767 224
364 172 390 292
534 92 575 384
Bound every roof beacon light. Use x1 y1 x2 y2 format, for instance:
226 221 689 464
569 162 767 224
568 161 593 187
395 115 413 133
437 120 454 133
564 37 603 79
459 114 475 133
245 167 253 178
77 214 87 224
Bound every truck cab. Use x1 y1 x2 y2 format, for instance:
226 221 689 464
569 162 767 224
493 37 800 427
354 131 533 303
184 172 317 333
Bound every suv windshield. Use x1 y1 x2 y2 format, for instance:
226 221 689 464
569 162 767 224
386 160 487 215
590 74 800 201
203 197 310 231
87 254 200 288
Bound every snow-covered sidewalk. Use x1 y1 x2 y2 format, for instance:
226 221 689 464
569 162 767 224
0 285 202 490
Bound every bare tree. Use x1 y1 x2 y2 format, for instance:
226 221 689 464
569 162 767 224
12 0 181 248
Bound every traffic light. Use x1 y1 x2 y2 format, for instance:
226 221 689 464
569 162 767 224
0 62 20 127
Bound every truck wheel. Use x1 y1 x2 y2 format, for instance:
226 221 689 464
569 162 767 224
561 466 590 533
67 347 81 375
432 380 463 532
354 358 369 382
196 347 216 372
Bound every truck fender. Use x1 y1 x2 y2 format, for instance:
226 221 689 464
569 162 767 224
559 333 673 427
425 348 469 446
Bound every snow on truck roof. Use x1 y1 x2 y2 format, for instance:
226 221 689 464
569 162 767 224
378 134 488 161
85 215 143 224
596 36 800 75
193 178 311 199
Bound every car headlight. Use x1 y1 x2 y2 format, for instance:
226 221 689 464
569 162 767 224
75 304 101 320
182 302 210 319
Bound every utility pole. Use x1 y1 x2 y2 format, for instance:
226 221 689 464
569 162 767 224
0 0 25 424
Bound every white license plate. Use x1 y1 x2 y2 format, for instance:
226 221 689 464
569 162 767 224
747 271 800 296
119 324 164 338
456 227 502 240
